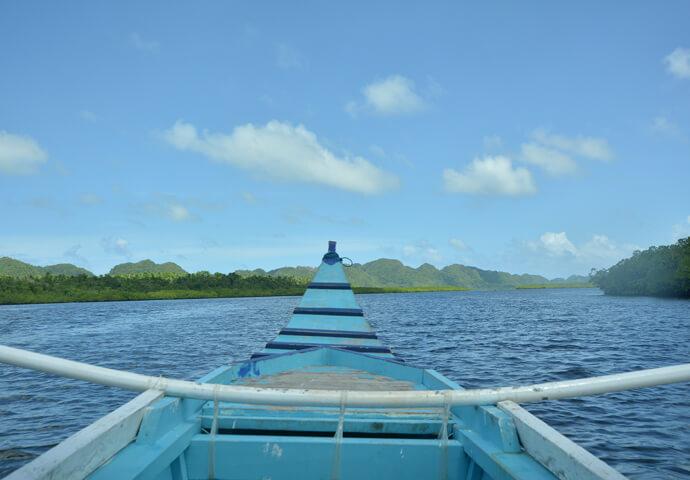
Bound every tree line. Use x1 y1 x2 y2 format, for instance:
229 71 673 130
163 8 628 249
590 237 690 298
0 271 309 305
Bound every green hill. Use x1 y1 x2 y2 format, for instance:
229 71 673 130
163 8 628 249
0 257 43 277
0 257 93 277
268 266 317 279
232 257 558 289
109 259 187 275
43 263 94 276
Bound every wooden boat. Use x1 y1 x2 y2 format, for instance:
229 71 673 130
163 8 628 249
1 241 689 479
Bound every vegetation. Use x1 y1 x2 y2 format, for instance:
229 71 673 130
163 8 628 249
109 260 187 275
0 272 308 305
236 258 588 290
590 237 690 298
0 257 93 277
353 286 469 294
0 254 598 304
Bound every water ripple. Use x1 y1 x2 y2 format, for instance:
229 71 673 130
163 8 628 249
0 290 688 478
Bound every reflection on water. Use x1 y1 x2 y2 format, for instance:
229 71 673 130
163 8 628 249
1 289 688 478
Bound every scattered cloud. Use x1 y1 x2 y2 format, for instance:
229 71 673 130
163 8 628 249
483 135 503 150
442 156 536 196
260 94 273 106
240 191 259 205
344 100 359 118
517 129 614 177
370 145 386 157
423 75 446 99
129 33 160 53
520 143 578 177
162 120 400 194
523 232 638 274
348 75 429 116
79 110 99 122
276 43 305 69
449 237 470 251
101 237 131 257
281 205 364 226
401 240 443 264
24 197 53 209
672 216 690 241
79 193 103 205
530 129 614 162
663 47 690 79
137 194 200 222
649 117 686 140
538 232 577 256
63 244 89 266
0 130 48 175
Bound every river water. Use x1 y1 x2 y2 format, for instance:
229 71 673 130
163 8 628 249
0 288 688 478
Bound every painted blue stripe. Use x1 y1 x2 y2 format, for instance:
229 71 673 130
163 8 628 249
279 328 377 339
293 307 364 317
265 342 391 354
307 282 352 290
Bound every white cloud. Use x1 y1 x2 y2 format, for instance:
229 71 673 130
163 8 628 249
276 43 305 69
344 100 359 118
672 216 690 241
483 135 503 149
63 244 89 266
162 120 400 194
129 33 160 53
578 234 637 264
0 131 48 175
240 191 258 205
520 143 578 177
139 195 199 222
370 145 386 157
650 117 685 140
664 47 690 79
449 237 470 250
539 232 577 256
361 75 428 115
79 110 99 122
525 232 638 274
79 193 103 205
401 240 443 264
531 129 614 161
101 237 131 257
442 156 536 196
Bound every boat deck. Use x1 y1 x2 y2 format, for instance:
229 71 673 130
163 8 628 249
231 366 419 391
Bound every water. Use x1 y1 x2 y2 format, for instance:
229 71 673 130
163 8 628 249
0 288 688 478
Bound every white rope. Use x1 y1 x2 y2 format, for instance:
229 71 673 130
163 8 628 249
1 344 689 408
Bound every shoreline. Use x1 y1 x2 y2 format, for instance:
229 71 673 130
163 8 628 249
0 284 601 306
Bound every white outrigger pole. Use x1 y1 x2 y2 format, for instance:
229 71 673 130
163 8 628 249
1 344 689 408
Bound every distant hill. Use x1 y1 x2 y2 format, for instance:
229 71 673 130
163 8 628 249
232 258 579 289
109 259 187 275
0 257 94 277
43 263 94 276
235 266 317 279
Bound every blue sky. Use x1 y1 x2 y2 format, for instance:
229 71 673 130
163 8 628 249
1 2 689 278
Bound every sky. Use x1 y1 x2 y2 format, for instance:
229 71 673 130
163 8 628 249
1 2 689 278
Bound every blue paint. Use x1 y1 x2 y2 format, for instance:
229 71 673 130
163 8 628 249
237 361 261 379
265 342 392 354
293 307 364 316
280 328 378 339
307 282 352 289
28 243 609 479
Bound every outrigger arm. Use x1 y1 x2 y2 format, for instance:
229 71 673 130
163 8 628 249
1 344 689 408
